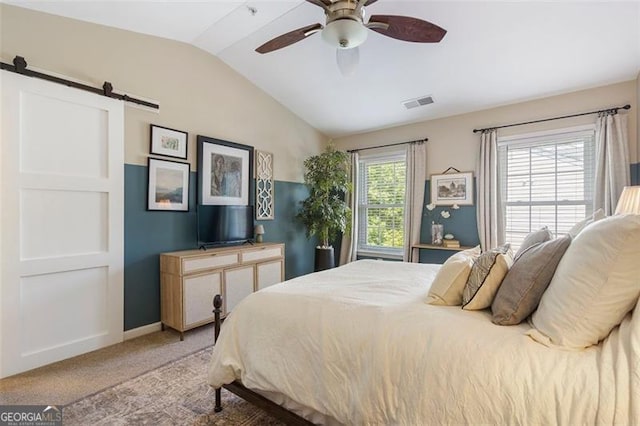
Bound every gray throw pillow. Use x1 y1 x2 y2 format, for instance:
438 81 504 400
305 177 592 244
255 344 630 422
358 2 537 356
491 235 571 325
514 227 553 260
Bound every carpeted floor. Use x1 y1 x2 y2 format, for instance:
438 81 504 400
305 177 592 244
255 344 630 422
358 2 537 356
63 347 284 425
0 325 215 405
0 324 284 424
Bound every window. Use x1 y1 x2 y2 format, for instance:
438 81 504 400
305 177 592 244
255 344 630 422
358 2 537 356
357 150 407 258
498 126 595 251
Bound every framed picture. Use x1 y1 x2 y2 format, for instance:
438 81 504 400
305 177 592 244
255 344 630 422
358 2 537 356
430 171 474 206
197 135 253 206
150 124 188 159
147 158 190 211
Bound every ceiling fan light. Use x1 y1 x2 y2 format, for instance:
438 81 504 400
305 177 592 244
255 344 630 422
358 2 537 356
336 47 360 77
321 19 368 49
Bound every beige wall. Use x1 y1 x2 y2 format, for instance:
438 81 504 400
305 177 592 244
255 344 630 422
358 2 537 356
333 81 638 175
0 4 327 183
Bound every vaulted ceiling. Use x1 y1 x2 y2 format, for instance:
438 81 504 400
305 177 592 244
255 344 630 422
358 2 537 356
7 1 640 138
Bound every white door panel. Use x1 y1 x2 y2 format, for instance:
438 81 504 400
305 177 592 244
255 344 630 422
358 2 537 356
1 71 124 377
21 189 108 259
20 267 110 355
20 91 109 178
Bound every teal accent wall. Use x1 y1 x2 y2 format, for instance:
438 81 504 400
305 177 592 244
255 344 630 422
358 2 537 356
124 164 316 331
632 162 639 185
419 179 480 264
124 165 196 331
258 181 318 280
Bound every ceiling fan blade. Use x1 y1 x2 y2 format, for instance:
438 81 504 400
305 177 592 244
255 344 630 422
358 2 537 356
367 15 446 43
256 23 323 54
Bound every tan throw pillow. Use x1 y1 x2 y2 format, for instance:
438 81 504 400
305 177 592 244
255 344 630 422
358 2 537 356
462 244 513 310
514 226 553 260
426 246 481 306
528 214 640 349
491 235 571 325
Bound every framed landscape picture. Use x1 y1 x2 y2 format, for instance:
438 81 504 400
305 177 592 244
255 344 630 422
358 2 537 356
147 158 190 211
150 124 188 159
197 135 253 206
430 171 474 206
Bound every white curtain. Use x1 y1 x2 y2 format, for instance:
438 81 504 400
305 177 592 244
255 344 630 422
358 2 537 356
477 129 503 251
594 112 630 215
404 142 426 262
339 152 359 266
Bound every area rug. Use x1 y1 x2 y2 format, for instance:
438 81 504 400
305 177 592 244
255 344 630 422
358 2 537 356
63 347 285 425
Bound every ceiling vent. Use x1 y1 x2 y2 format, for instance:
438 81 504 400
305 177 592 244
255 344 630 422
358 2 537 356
403 95 434 110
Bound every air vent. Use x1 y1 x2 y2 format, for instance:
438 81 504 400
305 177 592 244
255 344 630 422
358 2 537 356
403 95 434 110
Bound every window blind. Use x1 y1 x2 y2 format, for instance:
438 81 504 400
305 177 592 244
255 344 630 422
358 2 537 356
498 127 595 251
357 152 406 256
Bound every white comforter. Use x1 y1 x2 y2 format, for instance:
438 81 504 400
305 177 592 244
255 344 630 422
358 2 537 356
208 260 639 425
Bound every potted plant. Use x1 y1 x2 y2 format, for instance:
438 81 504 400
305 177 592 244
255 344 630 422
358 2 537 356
297 145 351 271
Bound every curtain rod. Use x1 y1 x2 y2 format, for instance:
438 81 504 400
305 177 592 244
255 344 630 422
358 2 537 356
0 56 159 110
472 104 631 134
346 138 427 153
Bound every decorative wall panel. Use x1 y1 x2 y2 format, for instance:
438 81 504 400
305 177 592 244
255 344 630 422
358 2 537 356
256 150 274 220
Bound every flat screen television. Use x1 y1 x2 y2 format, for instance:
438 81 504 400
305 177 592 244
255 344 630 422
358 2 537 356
197 205 254 248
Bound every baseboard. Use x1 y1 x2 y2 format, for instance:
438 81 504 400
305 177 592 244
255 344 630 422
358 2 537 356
124 322 162 341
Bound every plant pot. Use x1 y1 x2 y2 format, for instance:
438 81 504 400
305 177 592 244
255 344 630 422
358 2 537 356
314 247 335 272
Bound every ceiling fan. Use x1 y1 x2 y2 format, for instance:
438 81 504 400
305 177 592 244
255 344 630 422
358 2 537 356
255 0 447 75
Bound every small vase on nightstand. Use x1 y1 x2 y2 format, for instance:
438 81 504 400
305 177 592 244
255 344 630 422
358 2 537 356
431 222 444 245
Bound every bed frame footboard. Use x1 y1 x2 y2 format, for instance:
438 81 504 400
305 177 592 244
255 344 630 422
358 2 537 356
213 294 223 412
212 294 313 425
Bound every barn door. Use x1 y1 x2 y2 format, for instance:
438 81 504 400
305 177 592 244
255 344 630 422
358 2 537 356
1 71 124 377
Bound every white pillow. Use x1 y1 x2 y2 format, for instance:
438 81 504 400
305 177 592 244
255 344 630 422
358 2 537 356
426 246 481 306
567 208 605 237
528 214 640 349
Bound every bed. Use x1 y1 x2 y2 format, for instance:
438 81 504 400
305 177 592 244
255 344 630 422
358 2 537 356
208 214 640 425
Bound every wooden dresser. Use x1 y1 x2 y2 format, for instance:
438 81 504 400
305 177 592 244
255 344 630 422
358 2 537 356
160 242 284 340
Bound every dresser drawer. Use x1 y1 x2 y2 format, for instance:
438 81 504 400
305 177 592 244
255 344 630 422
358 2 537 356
183 253 239 274
160 243 284 340
242 246 283 263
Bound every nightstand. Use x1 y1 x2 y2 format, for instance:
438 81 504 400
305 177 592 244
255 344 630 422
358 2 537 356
411 243 474 264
